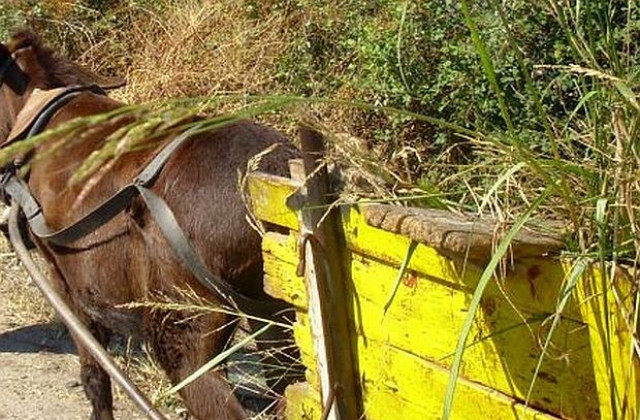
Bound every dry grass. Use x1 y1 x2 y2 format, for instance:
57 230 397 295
113 341 186 417
0 3 307 416
0 218 55 326
103 0 292 104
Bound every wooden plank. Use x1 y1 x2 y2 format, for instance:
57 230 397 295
357 336 561 420
292 312 320 389
284 382 323 420
293 125 362 420
262 232 308 310
260 231 317 383
291 161 339 420
285 309 567 420
246 171 301 230
342 207 581 317
350 253 599 419
261 231 324 415
362 204 564 263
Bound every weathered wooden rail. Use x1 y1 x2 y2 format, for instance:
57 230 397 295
247 159 638 420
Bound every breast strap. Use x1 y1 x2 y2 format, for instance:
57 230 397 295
4 125 198 246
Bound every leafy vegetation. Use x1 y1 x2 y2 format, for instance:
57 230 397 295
2 0 635 239
2 0 640 418
0 1 586 157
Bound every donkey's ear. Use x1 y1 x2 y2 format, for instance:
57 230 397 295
7 30 38 53
8 30 126 90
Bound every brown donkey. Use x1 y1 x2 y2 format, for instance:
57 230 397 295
0 31 300 420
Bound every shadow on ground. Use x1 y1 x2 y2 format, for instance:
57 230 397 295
0 321 76 354
0 320 280 416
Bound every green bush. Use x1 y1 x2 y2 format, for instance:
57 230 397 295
2 0 639 216
261 1 578 149
1 1 621 159
0 2 27 40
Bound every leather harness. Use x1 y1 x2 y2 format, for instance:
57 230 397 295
0 85 280 317
0 55 13 82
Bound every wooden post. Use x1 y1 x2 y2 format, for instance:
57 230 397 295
288 125 361 420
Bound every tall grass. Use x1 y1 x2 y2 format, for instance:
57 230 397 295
2 0 640 418
441 0 640 418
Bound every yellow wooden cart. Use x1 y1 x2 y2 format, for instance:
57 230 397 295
246 135 637 420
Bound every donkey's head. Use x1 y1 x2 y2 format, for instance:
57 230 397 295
0 30 125 142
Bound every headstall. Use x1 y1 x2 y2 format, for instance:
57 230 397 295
0 55 13 85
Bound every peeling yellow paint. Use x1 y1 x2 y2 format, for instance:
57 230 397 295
251 174 639 420
246 172 300 230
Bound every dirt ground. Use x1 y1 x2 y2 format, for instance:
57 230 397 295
0 234 180 420
0 228 278 420
0 322 157 420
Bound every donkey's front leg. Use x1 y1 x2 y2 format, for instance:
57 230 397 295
147 310 247 420
46 269 115 420
71 321 114 420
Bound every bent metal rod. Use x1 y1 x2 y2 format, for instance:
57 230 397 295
7 202 168 420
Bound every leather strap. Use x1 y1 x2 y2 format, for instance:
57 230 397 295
25 86 104 139
137 184 282 315
4 174 138 244
0 56 13 86
2 120 281 316
3 127 199 246
136 185 279 314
